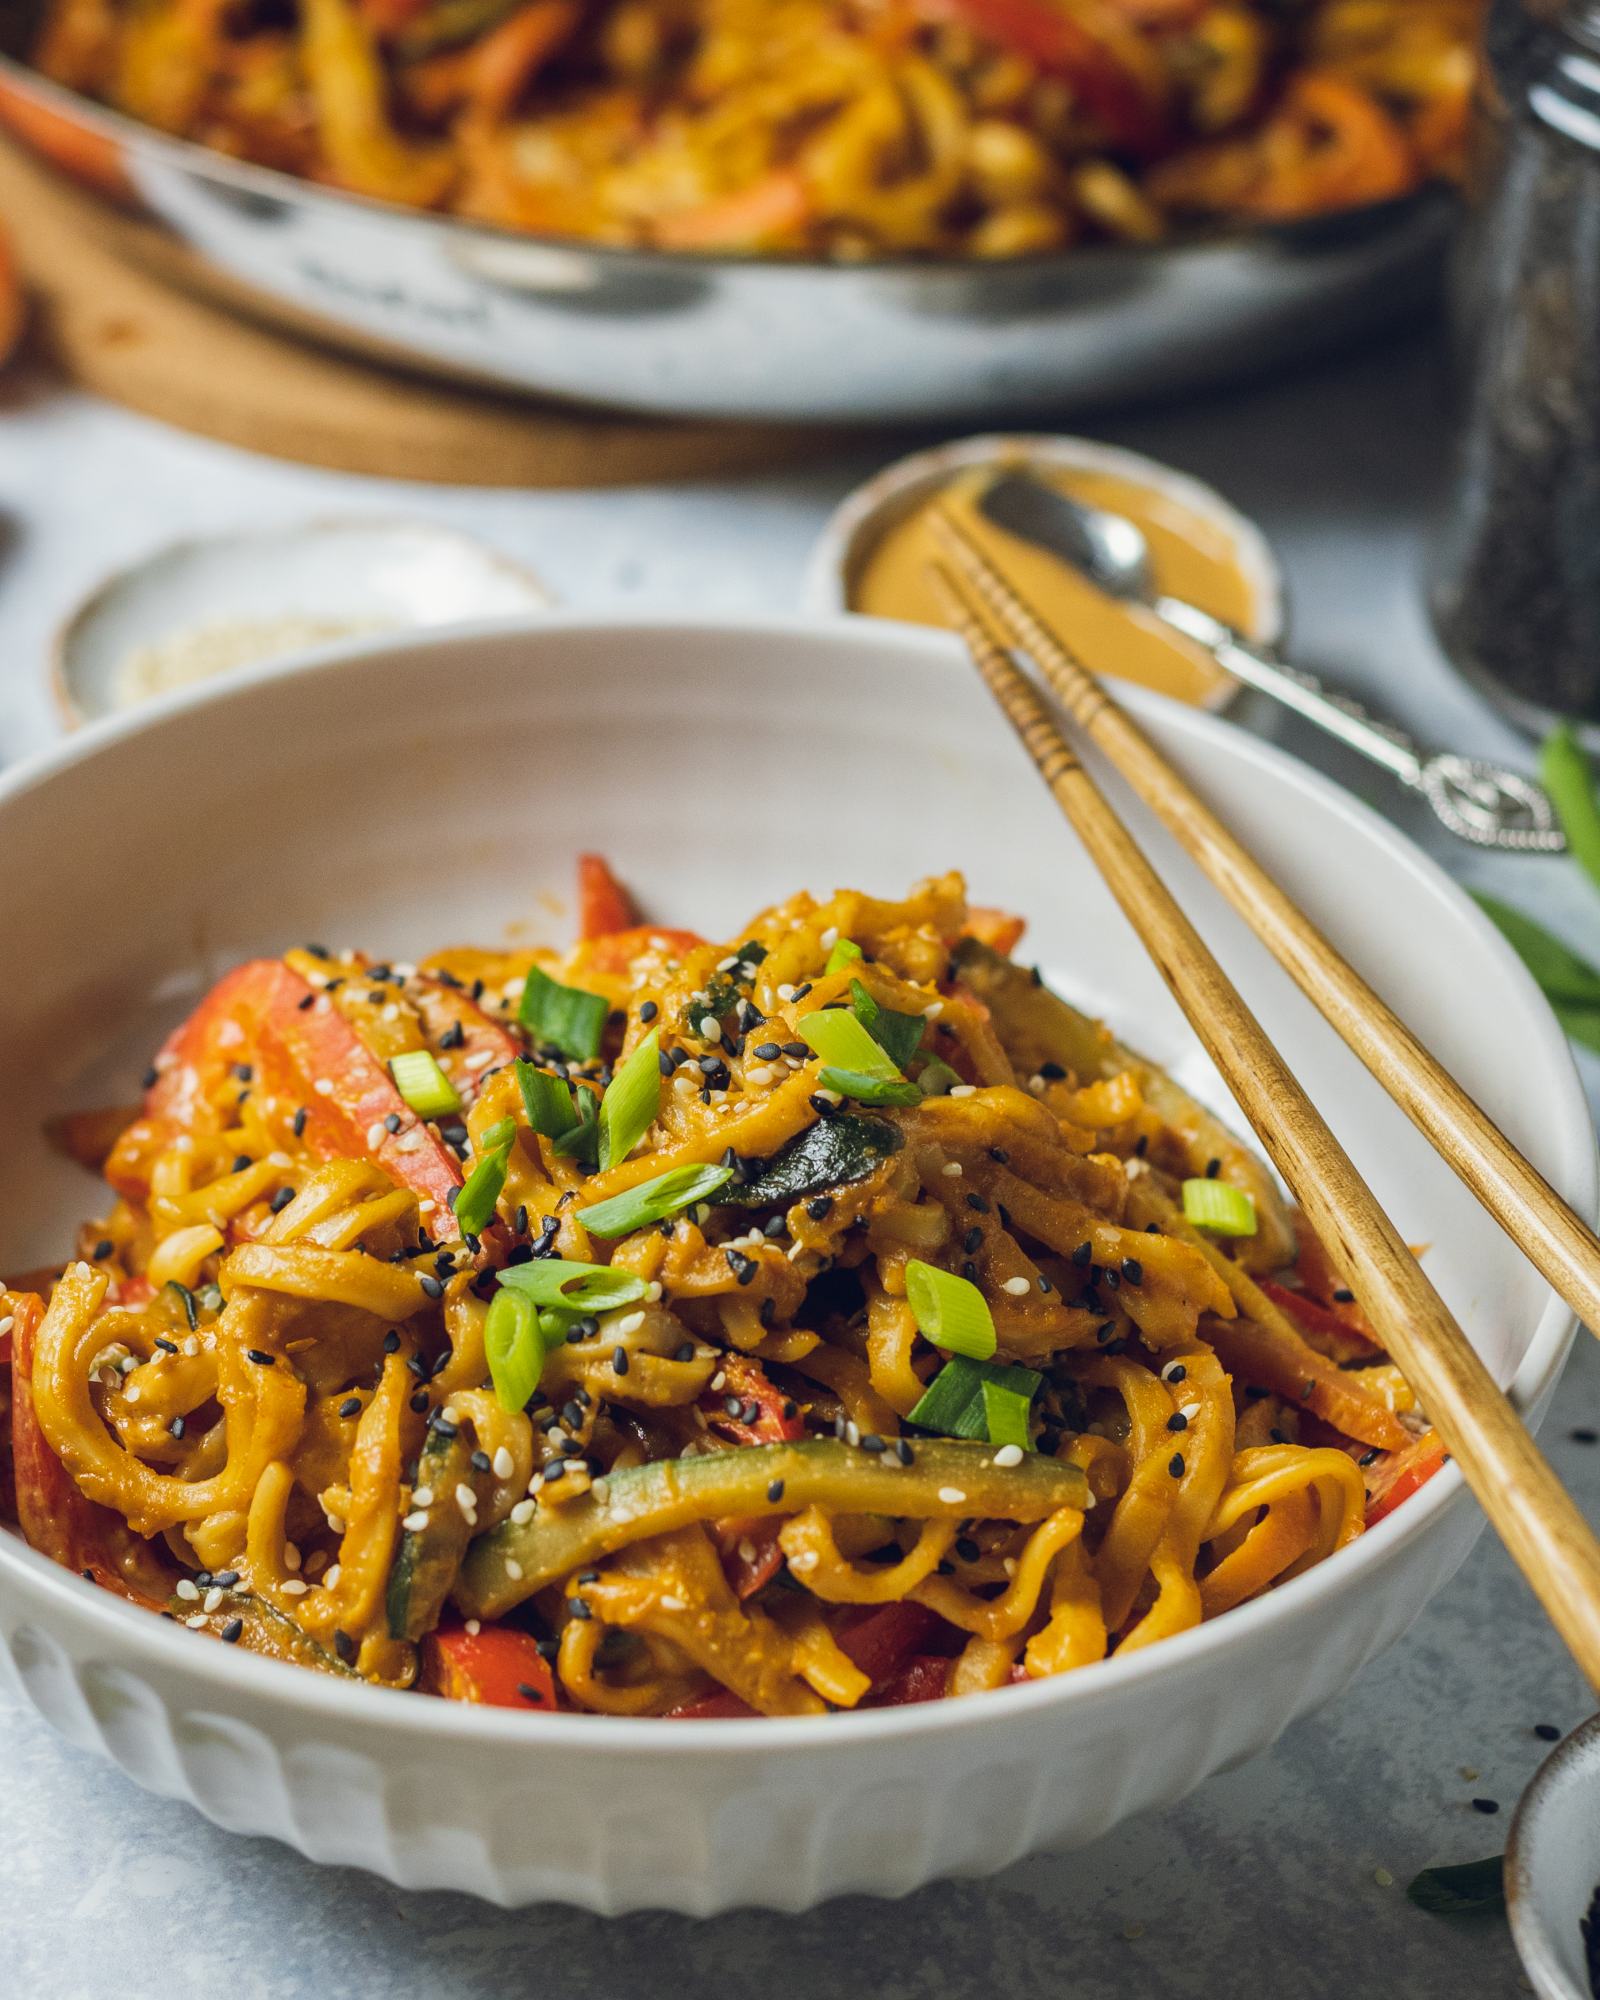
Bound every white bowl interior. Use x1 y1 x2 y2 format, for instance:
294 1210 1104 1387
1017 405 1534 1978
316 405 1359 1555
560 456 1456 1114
3 617 1583 1410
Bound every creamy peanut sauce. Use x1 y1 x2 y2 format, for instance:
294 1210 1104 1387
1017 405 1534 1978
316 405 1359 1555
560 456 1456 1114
850 463 1259 708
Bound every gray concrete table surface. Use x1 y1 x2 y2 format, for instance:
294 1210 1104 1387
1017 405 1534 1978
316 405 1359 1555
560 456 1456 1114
1 322 1597 1999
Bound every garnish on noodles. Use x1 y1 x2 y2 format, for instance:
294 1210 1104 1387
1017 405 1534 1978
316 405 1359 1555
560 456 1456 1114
0 864 1439 1714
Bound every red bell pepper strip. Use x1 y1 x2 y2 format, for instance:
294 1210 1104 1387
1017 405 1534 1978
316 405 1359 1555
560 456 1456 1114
576 854 639 941
667 1686 758 1719
937 0 1166 154
570 925 708 983
142 958 468 1223
701 1354 806 1448
8 1293 167 1602
862 1655 951 1706
963 907 1027 957
835 1601 943 1682
420 1621 560 1708
711 1515 786 1599
1365 1430 1448 1528
405 970 522 1095
1258 1278 1378 1364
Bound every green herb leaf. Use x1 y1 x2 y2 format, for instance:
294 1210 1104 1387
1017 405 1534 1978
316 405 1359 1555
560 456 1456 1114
597 1029 661 1170
849 978 927 1070
720 1115 904 1207
908 1355 1043 1438
1542 723 1600 894
1181 1177 1258 1237
495 1258 647 1315
485 1288 545 1413
905 1260 997 1359
454 1117 516 1238
390 1049 462 1121
577 1162 734 1238
1473 894 1600 1054
981 1379 1033 1450
817 1066 923 1107
519 966 608 1063
1405 1856 1505 1918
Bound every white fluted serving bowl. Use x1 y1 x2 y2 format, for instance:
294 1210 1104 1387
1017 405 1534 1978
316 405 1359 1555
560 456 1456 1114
0 616 1590 1912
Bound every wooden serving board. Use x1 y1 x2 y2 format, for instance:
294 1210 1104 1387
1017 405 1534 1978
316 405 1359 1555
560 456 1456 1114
0 136 843 487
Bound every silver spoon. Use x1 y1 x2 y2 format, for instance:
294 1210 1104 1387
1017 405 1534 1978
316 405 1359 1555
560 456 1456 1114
976 470 1566 855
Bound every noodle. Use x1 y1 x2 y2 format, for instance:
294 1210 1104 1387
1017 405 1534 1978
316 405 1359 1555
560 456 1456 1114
0 863 1439 1715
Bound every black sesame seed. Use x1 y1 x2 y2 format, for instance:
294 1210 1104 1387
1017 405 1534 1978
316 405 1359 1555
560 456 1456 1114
961 1261 978 1283
141 1065 159 1088
470 1448 492 1473
516 1682 546 1703
754 1042 781 1061
955 1536 981 1563
1133 1133 1149 1158
726 1249 758 1286
1039 1061 1066 1080
963 1226 983 1255
1535 1722 1562 1741
269 1186 296 1214
767 1478 786 1502
658 1050 675 1076
333 1628 356 1662
782 1041 809 1060
418 1273 444 1300
1166 1412 1188 1432
1205 1157 1222 1178
409 1389 429 1413
806 1196 834 1221
988 1146 1010 1164
674 1340 696 1362
1572 1428 1599 1445
965 1193 990 1213
860 1434 886 1453
1121 1258 1143 1287
808 1094 837 1119
220 1616 244 1644
1359 1447 1379 1466
153 1336 178 1354
639 1000 658 1024
1071 1241 1093 1268
384 1112 402 1133
383 1330 402 1354
567 1597 593 1620
612 1347 630 1375
1470 1797 1500 1815
1166 1364 1187 1383
292 1107 308 1137
339 1396 362 1419
791 983 812 1002
246 1349 275 1367
1169 1453 1185 1477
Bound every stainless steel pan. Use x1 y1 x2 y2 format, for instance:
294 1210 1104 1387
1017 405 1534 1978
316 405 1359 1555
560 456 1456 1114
0 0 1456 422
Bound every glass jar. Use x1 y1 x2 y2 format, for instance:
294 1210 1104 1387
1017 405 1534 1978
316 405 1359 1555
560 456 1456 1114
1432 0 1600 742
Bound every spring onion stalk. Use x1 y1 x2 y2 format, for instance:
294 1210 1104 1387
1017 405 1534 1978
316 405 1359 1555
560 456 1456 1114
1541 723 1600 894
597 1028 660 1170
916 1058 962 1097
495 1258 647 1315
389 1049 462 1121
519 965 608 1063
817 1067 922 1107
577 1161 733 1238
981 1380 1033 1451
825 937 864 973
904 1259 997 1358
848 978 926 1068
485 1288 545 1413
801 1006 921 1105
454 1117 516 1238
908 1355 1041 1437
516 1058 578 1138
1181 1177 1258 1237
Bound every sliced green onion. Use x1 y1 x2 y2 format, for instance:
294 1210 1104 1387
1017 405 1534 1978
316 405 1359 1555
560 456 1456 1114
916 1057 962 1098
516 1058 577 1137
798 1006 901 1079
817 1067 922 1107
163 1280 199 1331
597 1028 660 1171
908 1355 1042 1438
578 1161 734 1239
904 1259 996 1359
454 1118 516 1239
553 1088 600 1166
1541 723 1600 894
495 1257 647 1315
519 965 608 1063
981 1380 1033 1451
390 1049 461 1121
1181 1177 1258 1237
825 937 864 973
848 978 926 1070
485 1288 545 1413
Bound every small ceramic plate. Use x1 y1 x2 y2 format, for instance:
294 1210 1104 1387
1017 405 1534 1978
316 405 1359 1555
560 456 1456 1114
801 432 1286 715
1509 1715 1600 1999
53 518 551 727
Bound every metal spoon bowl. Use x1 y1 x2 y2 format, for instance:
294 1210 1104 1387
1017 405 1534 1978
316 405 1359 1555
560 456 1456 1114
978 470 1566 855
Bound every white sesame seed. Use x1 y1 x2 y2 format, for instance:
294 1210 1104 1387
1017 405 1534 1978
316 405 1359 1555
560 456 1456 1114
591 1477 611 1504
844 1421 861 1447
737 1539 757 1564
284 1542 301 1572
992 1444 1025 1467
411 1486 434 1508
324 1563 342 1588
73 1260 94 1280
185 1613 209 1630
465 1616 481 1635
948 1083 977 1098
820 927 839 950
505 1558 524 1581
455 1481 477 1514
1002 1276 1031 1296
442 1405 461 1424
645 1281 662 1303
776 984 797 1003
366 1121 386 1149
401 1510 430 1533
922 1000 944 1019
1027 1074 1046 1095
709 1370 727 1392
0 1315 12 1341
938 1487 967 1504
314 1078 335 1096
464 1050 495 1071
941 1161 963 1178
660 1594 688 1611
124 1385 141 1404
814 1087 841 1107
699 1016 722 1042
182 1335 199 1358
203 1587 224 1614
282 1579 309 1596
745 1066 774 1087
492 1446 515 1480
382 1003 401 1023
789 1550 819 1572
1159 1360 1186 1381
673 1070 698 1094
510 1498 536 1525
717 955 740 972
175 1578 199 1602
1180 1401 1201 1422
615 1311 645 1336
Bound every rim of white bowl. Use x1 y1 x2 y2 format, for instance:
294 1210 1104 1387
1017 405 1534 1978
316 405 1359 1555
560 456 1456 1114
0 611 1589 1753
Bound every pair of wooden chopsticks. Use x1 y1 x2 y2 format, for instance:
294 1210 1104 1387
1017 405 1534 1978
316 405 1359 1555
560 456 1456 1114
927 512 1600 1693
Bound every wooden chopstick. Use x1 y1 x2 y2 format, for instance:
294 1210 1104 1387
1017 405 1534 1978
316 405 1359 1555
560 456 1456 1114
927 553 1600 1692
931 506 1600 1342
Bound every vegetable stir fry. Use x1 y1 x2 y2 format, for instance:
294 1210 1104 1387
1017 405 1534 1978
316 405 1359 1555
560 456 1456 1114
32 0 1481 255
1 865 1440 1715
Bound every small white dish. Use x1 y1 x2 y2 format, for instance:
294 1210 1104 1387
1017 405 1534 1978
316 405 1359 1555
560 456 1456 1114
0 616 1590 1912
1510 1716 1600 1998
801 432 1285 715
52 517 551 726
